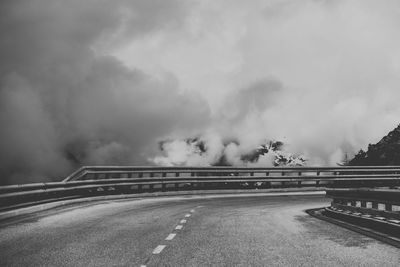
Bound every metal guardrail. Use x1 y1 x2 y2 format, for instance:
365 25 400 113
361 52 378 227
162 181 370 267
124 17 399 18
326 188 400 219
63 165 400 181
1 166 400 211
324 188 400 240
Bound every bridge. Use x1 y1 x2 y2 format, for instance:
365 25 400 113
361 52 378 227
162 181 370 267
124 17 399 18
0 166 399 266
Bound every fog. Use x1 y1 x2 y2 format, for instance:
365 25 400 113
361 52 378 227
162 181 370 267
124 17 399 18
1 0 400 184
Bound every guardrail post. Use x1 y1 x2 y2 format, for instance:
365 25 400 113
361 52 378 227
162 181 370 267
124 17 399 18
136 172 143 191
264 172 271 188
385 203 393 211
297 172 302 187
315 172 320 186
361 201 366 208
175 172 179 189
372 202 378 209
249 172 255 188
190 172 199 188
162 173 166 192
147 173 154 191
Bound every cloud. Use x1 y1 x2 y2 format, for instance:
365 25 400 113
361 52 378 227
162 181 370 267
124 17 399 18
152 136 305 167
0 0 209 184
2 0 400 184
116 0 400 166
152 135 225 166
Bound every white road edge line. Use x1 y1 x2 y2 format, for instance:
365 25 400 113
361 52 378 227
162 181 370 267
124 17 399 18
152 245 166 254
180 219 187 224
185 214 191 218
165 233 176 240
175 225 183 230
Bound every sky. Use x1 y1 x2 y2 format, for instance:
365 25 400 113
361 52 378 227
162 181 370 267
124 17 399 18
1 0 400 184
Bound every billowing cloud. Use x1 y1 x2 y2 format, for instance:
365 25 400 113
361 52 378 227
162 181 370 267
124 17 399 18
152 137 306 167
2 0 400 184
116 0 400 166
0 0 209 184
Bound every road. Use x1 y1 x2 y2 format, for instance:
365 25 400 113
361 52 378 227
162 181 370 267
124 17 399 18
0 193 399 266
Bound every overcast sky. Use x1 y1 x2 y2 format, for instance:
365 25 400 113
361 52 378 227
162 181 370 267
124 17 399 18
1 0 400 184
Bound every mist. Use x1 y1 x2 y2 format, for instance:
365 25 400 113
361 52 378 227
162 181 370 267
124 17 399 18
0 0 210 184
2 0 400 184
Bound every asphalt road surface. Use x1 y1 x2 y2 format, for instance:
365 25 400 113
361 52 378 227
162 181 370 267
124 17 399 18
0 193 399 266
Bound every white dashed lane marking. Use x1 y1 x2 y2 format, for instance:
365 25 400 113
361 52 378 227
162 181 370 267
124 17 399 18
165 233 176 240
144 207 200 265
152 245 166 254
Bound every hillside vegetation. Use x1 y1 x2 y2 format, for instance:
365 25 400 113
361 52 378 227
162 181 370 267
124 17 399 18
349 124 400 166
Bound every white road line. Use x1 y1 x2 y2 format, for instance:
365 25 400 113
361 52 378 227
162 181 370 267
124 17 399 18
140 265 146 267
185 214 191 218
190 209 195 213
152 245 166 254
175 225 183 230
180 219 187 224
165 233 176 240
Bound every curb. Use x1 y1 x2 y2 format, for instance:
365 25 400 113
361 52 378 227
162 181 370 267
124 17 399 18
0 188 325 222
306 207 400 248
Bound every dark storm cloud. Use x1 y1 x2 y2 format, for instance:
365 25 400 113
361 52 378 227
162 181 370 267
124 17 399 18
0 0 209 184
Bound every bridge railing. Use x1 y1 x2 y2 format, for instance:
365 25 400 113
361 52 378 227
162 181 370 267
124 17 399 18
1 166 400 212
